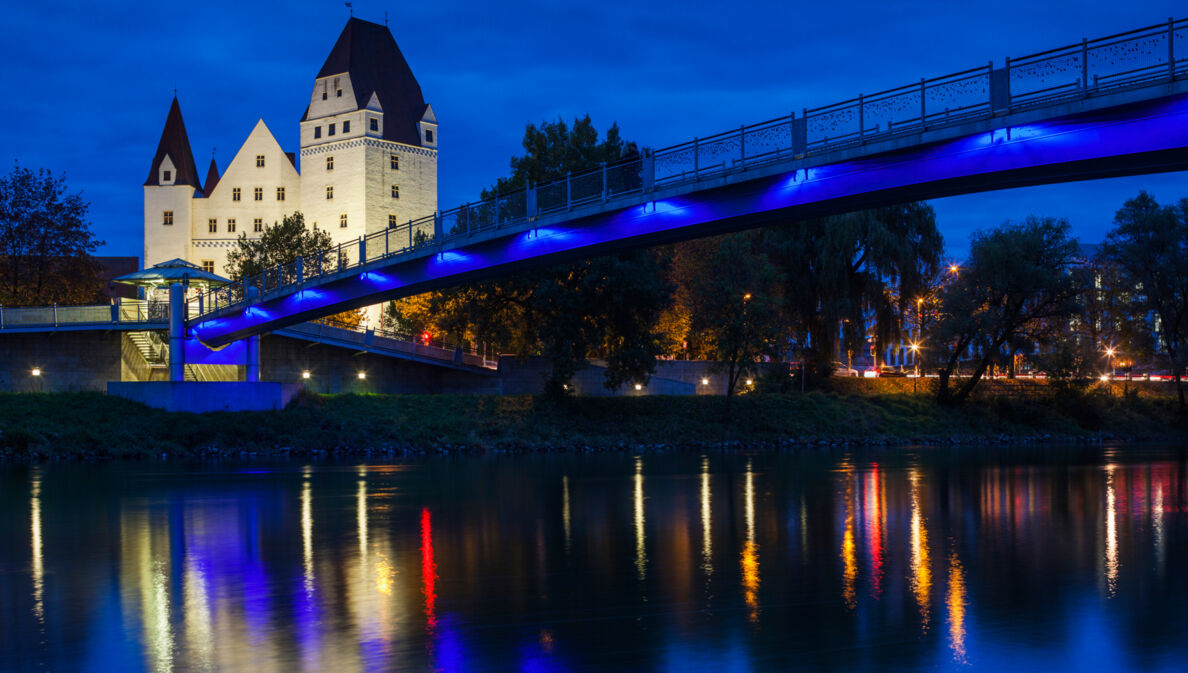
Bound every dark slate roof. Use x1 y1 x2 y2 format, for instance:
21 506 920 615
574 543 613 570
144 97 202 189
203 158 220 196
308 18 427 146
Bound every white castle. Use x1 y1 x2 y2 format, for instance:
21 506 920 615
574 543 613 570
142 17 437 280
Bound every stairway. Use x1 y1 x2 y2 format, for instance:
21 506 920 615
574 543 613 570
128 331 168 367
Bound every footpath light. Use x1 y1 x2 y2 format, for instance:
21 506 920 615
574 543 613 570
302 370 311 380
358 371 367 380
31 368 41 377
634 383 642 391
745 378 754 386
701 378 709 386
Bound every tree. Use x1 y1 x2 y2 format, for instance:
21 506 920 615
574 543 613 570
225 211 364 328
933 216 1082 404
1100 191 1188 410
672 233 785 399
389 116 668 394
0 163 105 306
765 203 943 380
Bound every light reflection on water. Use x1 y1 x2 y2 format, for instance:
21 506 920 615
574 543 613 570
2 447 1188 672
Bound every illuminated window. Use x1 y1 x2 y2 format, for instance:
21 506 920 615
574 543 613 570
328 123 336 136
390 154 399 170
370 118 378 131
314 126 321 139
253 218 263 233
201 260 214 274
340 213 348 228
388 214 397 228
326 185 333 200
256 155 265 167
162 211 173 225
254 187 263 201
425 129 434 143
276 186 285 201
232 187 241 201
326 156 334 170
343 120 350 133
208 218 217 234
227 218 236 233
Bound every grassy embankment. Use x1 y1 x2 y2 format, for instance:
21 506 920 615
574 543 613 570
0 379 1184 459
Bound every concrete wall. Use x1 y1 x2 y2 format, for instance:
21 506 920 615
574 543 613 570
258 334 500 394
0 331 122 392
498 356 779 396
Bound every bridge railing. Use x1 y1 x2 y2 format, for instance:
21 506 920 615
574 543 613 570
281 318 498 369
189 17 1188 323
0 299 169 329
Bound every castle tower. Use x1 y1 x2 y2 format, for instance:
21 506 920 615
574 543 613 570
143 97 202 268
299 18 437 248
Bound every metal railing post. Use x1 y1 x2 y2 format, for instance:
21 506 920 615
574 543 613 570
408 221 413 249
566 172 572 210
693 137 700 178
0 304 4 329
920 78 927 125
642 151 655 192
526 184 537 218
434 211 442 242
858 94 865 141
52 303 57 326
358 236 366 265
295 257 303 286
1081 38 1089 92
601 163 608 202
739 124 746 165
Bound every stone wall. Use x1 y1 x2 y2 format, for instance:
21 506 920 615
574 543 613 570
0 331 122 392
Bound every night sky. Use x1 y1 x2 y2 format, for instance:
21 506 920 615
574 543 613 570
4 0 1186 260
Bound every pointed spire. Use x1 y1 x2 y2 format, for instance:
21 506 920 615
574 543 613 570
145 96 201 188
307 17 427 146
203 156 220 196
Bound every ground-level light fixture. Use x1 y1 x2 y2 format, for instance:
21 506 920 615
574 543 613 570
1100 374 1110 382
31 368 41 377
634 383 642 391
701 378 709 385
357 371 367 380
302 370 311 380
745 379 753 386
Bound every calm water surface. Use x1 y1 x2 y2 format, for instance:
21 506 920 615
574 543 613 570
2 447 1187 672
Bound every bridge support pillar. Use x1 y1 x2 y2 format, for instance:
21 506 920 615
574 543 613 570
246 335 260 382
169 283 185 382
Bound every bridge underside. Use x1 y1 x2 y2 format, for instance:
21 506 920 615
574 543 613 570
194 93 1188 347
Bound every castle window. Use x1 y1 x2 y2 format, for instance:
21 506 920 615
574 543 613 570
391 184 399 199
314 126 321 139
388 214 398 229
201 260 215 274
336 89 342 98
232 187 241 202
253 218 263 233
370 118 378 131
425 129 434 143
326 186 333 200
208 219 217 234
227 218 236 233
162 211 173 225
340 213 348 228
322 92 327 100
328 123 336 136
162 170 172 182
343 120 350 133
326 156 334 171
254 187 263 201
277 186 285 201
390 154 399 170
256 155 265 167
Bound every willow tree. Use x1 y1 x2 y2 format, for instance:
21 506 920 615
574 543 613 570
765 202 943 378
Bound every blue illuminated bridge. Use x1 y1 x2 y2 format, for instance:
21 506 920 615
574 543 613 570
193 18 1188 348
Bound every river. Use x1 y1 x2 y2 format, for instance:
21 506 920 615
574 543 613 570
1 446 1186 672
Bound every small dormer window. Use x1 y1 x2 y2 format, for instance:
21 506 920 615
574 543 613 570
370 118 378 131
232 187 241 201
256 155 265 167
425 129 434 143
163 211 173 225
162 170 172 182
343 121 350 133
322 92 327 100
314 126 322 139
337 89 343 97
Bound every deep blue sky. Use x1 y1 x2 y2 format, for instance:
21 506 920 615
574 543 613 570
3 0 1185 261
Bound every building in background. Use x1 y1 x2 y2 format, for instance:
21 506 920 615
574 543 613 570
142 17 437 285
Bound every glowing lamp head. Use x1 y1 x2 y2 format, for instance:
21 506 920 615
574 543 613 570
910 343 920 353
30 368 40 377
634 383 642 391
1105 348 1116 357
949 264 960 274
745 379 754 386
743 293 752 301
1100 374 1110 382
701 378 709 385
301 371 311 380
357 371 367 380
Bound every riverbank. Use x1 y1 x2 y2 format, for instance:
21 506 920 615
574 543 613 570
1 385 1184 460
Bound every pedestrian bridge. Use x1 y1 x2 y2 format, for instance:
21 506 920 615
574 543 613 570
191 18 1188 347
